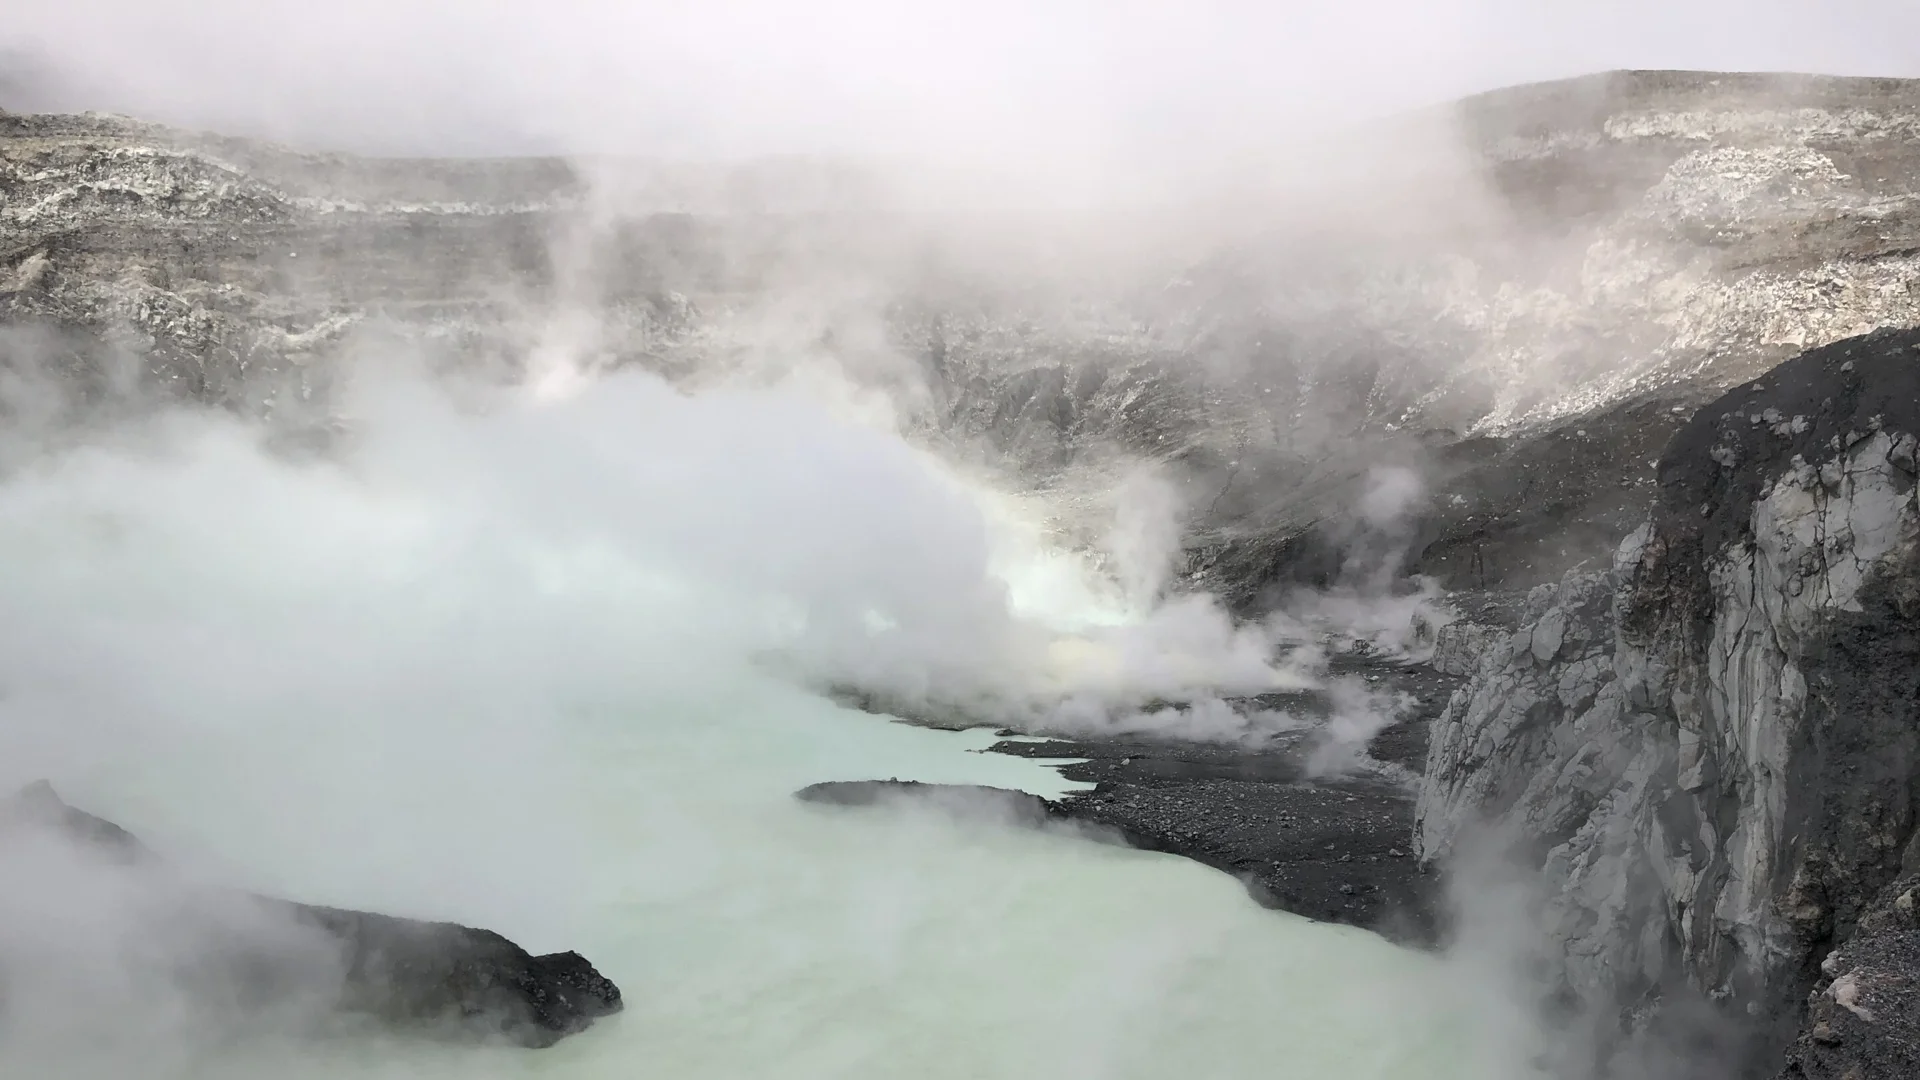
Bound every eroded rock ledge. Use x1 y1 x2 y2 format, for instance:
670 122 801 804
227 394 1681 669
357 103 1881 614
1416 326 1920 1076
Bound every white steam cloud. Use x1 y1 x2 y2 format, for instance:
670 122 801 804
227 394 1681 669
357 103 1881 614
8 1 1920 157
0 324 1440 1074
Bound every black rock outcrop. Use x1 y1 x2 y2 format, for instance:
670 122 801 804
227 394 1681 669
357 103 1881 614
799 717 1444 946
0 781 622 1049
796 779 1063 827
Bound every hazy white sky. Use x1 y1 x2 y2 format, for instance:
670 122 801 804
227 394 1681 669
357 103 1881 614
3 0 1915 159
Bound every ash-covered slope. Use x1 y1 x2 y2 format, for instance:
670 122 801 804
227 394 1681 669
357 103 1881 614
8 70 1920 607
1418 327 1920 1077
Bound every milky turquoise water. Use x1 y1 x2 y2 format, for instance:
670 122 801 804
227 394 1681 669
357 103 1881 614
9 675 1503 1080
0 375 1508 1078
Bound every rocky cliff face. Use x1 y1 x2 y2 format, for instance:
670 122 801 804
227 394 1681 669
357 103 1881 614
1418 327 1920 1075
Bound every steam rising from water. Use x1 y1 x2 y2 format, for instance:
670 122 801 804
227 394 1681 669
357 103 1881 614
0 346 1528 1078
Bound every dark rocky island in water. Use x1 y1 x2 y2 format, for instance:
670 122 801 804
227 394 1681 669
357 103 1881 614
10 67 1920 1077
0 781 622 1048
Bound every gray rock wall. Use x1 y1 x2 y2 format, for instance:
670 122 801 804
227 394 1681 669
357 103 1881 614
1417 327 1920 1073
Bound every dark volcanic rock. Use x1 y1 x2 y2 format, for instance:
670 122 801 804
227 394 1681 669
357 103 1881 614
1008 730 1441 945
1408 395 1704 592
796 779 1063 829
1778 875 1920 1080
1074 775 1434 941
800 767 1438 945
804 654 1463 946
0 782 621 1049
272 904 622 1047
